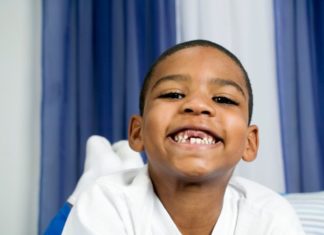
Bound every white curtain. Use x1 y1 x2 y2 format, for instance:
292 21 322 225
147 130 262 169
176 0 285 192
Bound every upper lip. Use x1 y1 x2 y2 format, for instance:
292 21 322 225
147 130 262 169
167 124 223 142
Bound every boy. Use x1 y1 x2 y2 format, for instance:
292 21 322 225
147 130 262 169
62 40 304 234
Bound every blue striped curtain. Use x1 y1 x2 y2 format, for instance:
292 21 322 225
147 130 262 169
39 0 176 233
274 0 324 192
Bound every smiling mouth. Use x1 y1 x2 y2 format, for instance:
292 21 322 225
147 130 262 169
169 129 222 145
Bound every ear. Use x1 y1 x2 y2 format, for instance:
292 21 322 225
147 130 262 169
128 115 144 152
242 125 259 162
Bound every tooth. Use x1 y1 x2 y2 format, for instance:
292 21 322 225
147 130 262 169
178 136 182 143
203 137 208 144
180 132 184 139
175 132 217 144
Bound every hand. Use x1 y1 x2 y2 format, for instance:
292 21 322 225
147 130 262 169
67 135 144 205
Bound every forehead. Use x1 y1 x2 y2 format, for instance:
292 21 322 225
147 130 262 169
149 46 246 91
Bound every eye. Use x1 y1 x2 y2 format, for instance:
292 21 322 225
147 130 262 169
213 96 238 105
158 92 185 99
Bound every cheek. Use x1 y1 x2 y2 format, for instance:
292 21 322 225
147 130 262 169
224 114 248 149
145 100 177 123
142 105 172 141
141 110 169 164
226 113 246 128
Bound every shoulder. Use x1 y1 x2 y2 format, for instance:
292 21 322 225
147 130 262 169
226 176 305 234
93 166 154 205
62 166 155 234
95 166 150 191
78 166 154 211
228 176 291 211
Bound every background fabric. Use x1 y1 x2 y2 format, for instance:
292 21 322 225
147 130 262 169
176 0 285 195
274 0 324 192
40 0 176 233
40 0 324 234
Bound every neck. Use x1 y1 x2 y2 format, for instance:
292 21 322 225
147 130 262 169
149 167 231 235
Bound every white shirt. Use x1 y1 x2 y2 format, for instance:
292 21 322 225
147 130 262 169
62 166 305 235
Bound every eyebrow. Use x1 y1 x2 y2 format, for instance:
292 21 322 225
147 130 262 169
151 74 246 98
151 74 189 90
209 78 246 98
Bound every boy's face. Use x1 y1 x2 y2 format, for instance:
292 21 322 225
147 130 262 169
129 46 258 182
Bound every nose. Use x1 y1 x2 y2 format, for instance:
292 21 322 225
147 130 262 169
180 95 215 116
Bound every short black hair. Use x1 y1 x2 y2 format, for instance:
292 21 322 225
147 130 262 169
139 39 253 124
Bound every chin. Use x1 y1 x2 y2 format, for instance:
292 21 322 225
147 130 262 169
174 165 215 181
173 161 233 184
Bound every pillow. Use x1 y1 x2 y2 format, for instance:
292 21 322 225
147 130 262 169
284 191 324 235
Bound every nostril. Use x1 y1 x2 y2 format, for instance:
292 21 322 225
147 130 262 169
184 108 211 115
201 110 211 115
